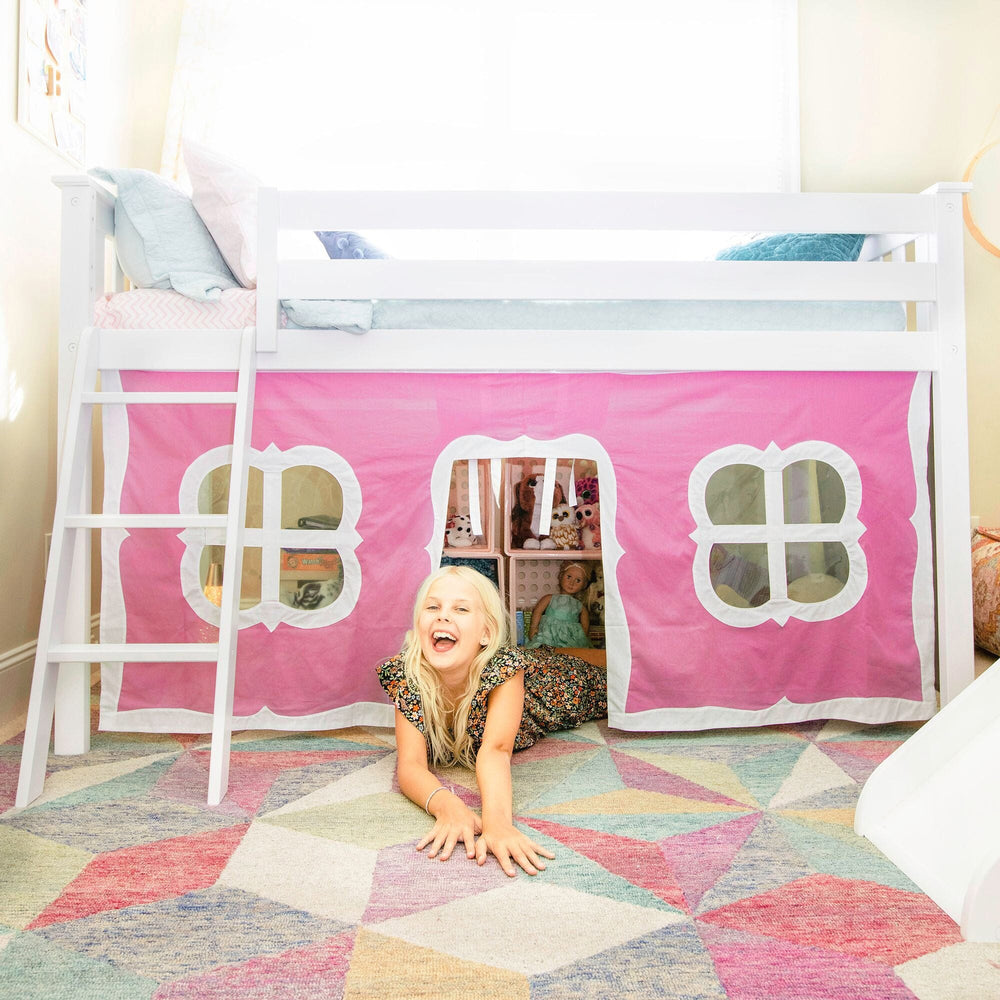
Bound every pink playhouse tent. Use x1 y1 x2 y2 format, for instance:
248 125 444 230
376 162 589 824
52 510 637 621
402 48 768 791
99 367 933 733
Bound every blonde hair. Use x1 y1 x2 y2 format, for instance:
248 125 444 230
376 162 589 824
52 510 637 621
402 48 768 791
401 566 511 768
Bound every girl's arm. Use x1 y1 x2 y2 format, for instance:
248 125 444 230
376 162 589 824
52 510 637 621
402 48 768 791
528 593 552 639
474 671 556 877
579 603 590 634
394 708 482 862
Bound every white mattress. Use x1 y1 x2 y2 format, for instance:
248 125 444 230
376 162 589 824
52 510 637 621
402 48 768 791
94 289 907 333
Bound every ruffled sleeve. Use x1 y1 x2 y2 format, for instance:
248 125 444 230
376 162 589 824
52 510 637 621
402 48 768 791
377 655 425 733
477 647 526 696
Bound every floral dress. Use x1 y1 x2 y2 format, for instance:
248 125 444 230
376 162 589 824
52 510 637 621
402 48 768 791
377 646 607 753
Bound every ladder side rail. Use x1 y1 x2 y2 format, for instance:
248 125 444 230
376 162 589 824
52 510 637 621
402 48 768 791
17 327 101 806
207 326 257 805
53 176 113 756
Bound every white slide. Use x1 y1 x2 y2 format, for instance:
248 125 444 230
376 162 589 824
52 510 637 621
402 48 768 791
854 658 1000 941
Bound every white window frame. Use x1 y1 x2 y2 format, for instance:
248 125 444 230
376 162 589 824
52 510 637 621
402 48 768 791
689 441 868 628
179 443 362 631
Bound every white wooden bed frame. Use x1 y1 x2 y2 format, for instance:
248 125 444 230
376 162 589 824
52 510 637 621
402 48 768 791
46 176 975 764
27 174 995 938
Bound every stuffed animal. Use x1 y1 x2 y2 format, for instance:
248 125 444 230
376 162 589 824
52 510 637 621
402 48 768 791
291 578 340 610
576 501 601 548
548 503 581 550
445 514 475 547
510 474 565 549
589 591 605 624
575 476 599 507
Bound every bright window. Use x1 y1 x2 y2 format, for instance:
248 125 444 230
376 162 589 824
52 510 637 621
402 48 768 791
161 0 798 259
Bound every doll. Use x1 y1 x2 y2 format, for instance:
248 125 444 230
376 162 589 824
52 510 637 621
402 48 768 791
526 561 594 649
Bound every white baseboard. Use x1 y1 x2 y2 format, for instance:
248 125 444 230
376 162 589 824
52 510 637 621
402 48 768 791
0 640 34 737
0 616 100 737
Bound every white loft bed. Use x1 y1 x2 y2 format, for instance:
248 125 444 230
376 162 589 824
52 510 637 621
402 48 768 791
39 176 975 759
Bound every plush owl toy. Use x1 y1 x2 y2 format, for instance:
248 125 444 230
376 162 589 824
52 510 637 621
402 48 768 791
549 503 581 549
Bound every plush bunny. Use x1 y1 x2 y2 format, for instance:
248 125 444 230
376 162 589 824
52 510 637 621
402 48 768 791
511 474 565 549
576 502 601 549
445 514 475 547
548 503 581 550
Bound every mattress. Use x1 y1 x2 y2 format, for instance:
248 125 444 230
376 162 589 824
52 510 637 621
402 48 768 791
94 289 908 334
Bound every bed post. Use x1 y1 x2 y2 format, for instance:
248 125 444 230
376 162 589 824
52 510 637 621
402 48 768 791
50 176 117 755
255 186 279 352
921 182 975 705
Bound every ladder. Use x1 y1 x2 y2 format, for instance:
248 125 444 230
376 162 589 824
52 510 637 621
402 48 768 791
16 325 257 808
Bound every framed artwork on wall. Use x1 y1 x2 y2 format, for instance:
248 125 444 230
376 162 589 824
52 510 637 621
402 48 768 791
17 0 87 165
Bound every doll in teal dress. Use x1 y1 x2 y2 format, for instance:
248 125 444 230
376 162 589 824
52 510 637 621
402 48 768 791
526 561 593 649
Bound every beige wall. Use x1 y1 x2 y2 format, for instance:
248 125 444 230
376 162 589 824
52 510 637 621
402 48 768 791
2 1 999 716
799 0 1000 525
0 0 183 726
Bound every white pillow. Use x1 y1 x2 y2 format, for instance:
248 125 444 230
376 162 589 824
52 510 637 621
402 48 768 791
184 140 258 288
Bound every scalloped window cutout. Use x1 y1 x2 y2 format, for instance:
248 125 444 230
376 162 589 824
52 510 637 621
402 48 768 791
179 444 361 631
690 442 867 627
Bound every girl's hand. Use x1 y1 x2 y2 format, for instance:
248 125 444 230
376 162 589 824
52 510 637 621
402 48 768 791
417 793 483 862
476 823 556 877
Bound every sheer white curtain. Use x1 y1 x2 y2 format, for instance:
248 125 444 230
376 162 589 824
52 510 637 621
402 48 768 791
161 0 799 257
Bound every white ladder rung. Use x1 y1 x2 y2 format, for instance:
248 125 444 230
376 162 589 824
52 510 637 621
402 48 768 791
81 391 239 404
64 514 228 528
49 643 220 662
17 323 257 810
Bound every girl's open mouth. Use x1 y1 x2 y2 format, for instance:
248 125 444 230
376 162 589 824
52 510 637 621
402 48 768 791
432 631 457 652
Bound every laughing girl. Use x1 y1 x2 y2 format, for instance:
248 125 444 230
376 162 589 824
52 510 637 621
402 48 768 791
377 566 607 877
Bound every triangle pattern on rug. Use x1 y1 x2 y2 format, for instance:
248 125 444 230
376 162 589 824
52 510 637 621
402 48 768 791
694 813 814 914
616 748 761 808
28 823 250 929
518 822 685 915
262 753 398 818
728 744 811 807
363 839 510 923
611 749 750 807
698 921 921 1000
262 792 429 850
767 743 856 808
519 745 626 812
699 873 965 966
773 815 920 892
26 752 179 809
346 928 529 1000
155 928 357 1000
658 811 762 911
522 816 688 911
529 919 725 1000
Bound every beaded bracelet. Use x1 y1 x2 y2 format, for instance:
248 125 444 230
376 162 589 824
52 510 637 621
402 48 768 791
424 785 447 815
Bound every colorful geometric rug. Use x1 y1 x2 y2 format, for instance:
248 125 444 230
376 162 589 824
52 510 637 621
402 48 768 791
2 701 999 999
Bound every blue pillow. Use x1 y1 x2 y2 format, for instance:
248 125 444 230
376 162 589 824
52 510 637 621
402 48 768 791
315 230 388 260
716 232 866 261
90 167 238 300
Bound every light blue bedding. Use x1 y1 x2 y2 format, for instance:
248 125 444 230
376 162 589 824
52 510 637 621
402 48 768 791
282 298 906 333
